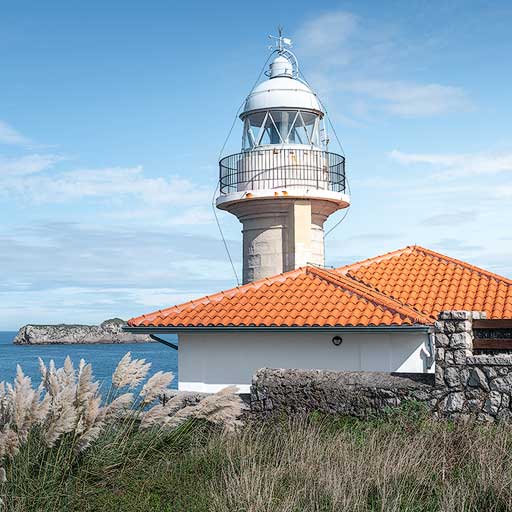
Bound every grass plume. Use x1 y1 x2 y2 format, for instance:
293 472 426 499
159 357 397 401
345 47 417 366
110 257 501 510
0 352 243 510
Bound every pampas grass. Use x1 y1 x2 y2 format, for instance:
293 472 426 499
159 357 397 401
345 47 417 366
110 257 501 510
165 386 243 433
111 352 151 389
0 428 19 460
140 370 175 405
0 352 244 494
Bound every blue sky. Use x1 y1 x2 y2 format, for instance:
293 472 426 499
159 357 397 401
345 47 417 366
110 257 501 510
1 0 511 329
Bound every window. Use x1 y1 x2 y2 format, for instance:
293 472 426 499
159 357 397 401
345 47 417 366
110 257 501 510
242 110 321 149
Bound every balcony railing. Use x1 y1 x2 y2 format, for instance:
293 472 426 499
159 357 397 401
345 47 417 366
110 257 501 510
219 148 346 195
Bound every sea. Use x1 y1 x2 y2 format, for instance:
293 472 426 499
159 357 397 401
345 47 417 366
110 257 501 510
0 331 179 390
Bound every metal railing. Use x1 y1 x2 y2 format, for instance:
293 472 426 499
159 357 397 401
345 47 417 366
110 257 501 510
219 148 346 195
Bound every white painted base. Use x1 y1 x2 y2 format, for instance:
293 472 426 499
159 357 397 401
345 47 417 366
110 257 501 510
178 331 432 394
216 188 350 210
178 382 249 394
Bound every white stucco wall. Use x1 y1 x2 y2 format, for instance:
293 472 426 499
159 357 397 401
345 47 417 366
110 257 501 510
178 330 432 393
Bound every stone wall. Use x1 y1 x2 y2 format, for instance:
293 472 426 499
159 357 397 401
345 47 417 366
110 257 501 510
251 311 512 422
433 310 512 422
251 368 434 418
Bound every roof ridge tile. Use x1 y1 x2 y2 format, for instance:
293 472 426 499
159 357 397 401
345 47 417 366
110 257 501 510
413 246 512 285
337 245 417 274
305 266 433 324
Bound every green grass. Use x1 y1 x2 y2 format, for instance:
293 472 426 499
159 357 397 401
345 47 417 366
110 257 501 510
4 404 512 511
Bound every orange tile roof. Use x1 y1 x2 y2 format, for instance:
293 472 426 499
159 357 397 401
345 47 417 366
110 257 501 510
128 265 432 328
339 245 512 320
128 245 512 329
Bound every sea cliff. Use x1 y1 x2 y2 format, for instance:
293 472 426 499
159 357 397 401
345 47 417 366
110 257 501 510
13 318 153 345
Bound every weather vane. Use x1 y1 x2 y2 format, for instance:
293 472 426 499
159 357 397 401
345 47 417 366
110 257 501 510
268 26 292 53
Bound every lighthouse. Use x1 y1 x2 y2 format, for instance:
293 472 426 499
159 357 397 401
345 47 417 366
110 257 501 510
216 32 350 284
128 34 512 394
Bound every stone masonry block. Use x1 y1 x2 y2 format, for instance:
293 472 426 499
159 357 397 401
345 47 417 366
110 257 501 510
452 311 473 320
490 373 512 393
438 311 472 321
453 349 469 365
450 332 473 350
444 322 458 334
444 367 461 388
467 367 490 392
483 391 502 416
453 320 472 333
435 365 445 387
433 321 445 333
459 368 470 387
467 355 512 366
435 333 450 348
444 392 464 413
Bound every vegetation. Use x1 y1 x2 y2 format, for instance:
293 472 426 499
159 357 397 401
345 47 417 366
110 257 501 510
2 357 512 511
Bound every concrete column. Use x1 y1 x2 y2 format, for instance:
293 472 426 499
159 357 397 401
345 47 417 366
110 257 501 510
241 209 290 283
290 201 311 268
310 209 327 267
225 198 339 283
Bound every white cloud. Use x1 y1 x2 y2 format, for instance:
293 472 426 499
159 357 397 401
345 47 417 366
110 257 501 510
0 154 64 176
293 10 472 119
0 120 31 146
494 185 512 199
0 162 211 206
106 205 214 226
0 222 240 328
389 149 512 176
343 80 471 117
294 11 358 64
168 206 213 225
421 210 478 227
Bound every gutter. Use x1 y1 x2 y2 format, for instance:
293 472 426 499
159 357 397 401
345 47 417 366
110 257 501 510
125 325 430 335
149 334 178 350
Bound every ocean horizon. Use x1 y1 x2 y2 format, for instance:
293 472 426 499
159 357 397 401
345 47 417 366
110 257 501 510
0 331 179 390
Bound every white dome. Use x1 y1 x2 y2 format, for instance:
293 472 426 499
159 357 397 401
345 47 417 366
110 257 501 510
242 76 323 116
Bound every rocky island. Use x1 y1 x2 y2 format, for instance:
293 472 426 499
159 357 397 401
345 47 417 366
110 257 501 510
13 318 153 345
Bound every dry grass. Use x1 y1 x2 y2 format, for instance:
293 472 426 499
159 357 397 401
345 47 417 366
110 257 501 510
209 412 512 512
2 357 512 511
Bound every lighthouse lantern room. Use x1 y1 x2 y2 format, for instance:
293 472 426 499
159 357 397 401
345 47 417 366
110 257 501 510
216 32 350 284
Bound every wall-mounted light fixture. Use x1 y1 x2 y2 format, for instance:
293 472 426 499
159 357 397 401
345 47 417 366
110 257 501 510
332 336 343 346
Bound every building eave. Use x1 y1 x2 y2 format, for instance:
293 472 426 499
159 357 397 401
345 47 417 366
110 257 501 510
124 325 431 334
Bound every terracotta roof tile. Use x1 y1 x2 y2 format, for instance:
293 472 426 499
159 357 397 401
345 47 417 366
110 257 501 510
338 245 512 320
128 265 431 328
128 246 511 329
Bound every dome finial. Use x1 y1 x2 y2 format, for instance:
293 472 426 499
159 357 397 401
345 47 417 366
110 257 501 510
267 27 298 78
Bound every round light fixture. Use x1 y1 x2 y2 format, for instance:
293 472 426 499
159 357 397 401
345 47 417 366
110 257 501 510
332 336 343 346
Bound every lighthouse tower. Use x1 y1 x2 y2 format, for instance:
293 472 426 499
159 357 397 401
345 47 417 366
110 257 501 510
216 33 350 284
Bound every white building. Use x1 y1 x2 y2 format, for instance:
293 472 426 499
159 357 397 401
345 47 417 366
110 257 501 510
126 34 512 393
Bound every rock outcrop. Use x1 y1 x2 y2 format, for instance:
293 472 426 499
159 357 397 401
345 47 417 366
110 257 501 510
13 318 153 345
